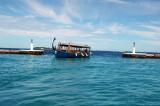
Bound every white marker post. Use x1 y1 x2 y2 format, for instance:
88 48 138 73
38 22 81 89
132 42 136 54
30 39 34 51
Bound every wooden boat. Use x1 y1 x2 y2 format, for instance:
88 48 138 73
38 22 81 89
52 38 91 58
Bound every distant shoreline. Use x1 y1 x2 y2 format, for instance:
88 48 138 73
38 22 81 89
0 47 160 54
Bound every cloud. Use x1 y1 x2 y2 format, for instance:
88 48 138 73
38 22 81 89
107 23 125 34
139 1 160 13
141 25 160 32
0 28 50 37
0 15 81 37
103 0 128 4
93 29 106 34
0 26 94 38
103 0 160 15
0 15 48 31
92 23 126 35
25 0 73 24
129 24 160 39
0 14 159 41
51 28 93 37
0 15 94 38
63 0 81 19
91 22 160 40
132 30 159 39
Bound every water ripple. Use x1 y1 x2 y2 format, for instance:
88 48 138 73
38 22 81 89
0 52 160 105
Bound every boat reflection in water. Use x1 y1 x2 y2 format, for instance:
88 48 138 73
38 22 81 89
52 38 91 58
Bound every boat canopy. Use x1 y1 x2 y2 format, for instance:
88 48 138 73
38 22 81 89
59 43 90 48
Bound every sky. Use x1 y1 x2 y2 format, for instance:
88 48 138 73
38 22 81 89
0 0 160 52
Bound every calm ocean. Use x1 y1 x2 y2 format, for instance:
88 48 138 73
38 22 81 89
0 51 160 106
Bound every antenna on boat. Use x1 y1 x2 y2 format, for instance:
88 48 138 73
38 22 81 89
52 37 56 50
132 42 136 54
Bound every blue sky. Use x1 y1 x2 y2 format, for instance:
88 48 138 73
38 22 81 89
0 0 160 51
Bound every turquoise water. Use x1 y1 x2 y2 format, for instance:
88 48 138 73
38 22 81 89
0 51 160 106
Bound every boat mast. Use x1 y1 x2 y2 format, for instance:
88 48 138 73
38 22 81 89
52 37 56 50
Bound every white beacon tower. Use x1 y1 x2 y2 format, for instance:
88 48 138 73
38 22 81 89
132 42 136 54
30 39 34 51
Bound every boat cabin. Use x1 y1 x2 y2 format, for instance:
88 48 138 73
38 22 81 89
57 42 90 54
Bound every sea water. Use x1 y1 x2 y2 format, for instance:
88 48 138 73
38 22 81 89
0 51 160 106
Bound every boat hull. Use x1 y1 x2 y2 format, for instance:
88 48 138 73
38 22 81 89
54 50 90 58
